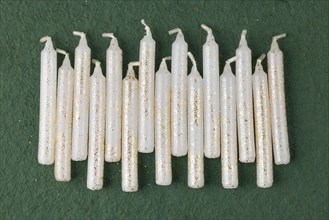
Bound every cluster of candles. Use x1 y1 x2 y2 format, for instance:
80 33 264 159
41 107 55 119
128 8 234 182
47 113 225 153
38 19 290 191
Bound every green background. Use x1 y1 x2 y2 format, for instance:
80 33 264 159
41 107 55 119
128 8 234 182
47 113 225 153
0 1 328 219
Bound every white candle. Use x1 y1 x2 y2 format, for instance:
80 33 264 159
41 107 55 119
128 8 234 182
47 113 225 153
267 33 290 165
168 28 188 157
138 19 156 153
236 30 255 163
87 60 106 190
122 62 139 192
220 56 238 189
38 36 57 165
155 56 172 186
102 33 123 162
201 24 220 158
187 52 204 189
253 54 273 188
72 31 91 161
54 49 74 181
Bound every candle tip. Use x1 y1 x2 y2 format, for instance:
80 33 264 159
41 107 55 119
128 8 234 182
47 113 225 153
141 19 152 36
201 24 213 35
40 36 51 43
226 56 236 65
56 49 68 56
273 33 287 41
168 28 182 36
162 56 172 62
128 61 140 68
92 59 101 66
257 54 266 65
241 29 247 39
73 31 86 38
102 33 116 39
187 52 197 69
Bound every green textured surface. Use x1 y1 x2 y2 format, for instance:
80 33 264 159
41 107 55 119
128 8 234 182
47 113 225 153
0 1 328 219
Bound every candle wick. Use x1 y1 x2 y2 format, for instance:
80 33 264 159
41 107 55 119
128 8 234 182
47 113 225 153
73 31 86 38
239 29 248 47
56 49 68 56
92 59 101 66
39 36 51 43
141 19 152 36
257 54 266 65
102 33 116 39
201 24 213 36
168 28 183 36
187 52 197 70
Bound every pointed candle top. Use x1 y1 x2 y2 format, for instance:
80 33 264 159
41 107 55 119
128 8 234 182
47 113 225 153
239 29 248 47
187 52 197 71
92 59 101 66
91 59 103 77
224 56 236 72
126 61 140 79
40 35 54 48
160 56 171 69
201 24 215 41
256 54 266 72
56 48 71 66
168 28 184 40
102 32 119 47
271 33 286 50
73 31 88 46
141 19 152 36
40 36 51 43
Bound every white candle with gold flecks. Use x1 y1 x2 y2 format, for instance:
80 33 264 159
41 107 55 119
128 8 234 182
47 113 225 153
168 28 188 157
220 56 238 189
253 54 273 188
267 33 290 165
122 62 139 192
54 49 74 181
87 60 106 190
201 24 220 159
138 19 156 153
236 30 255 163
72 31 91 161
155 57 172 186
102 33 123 162
38 36 57 165
187 52 204 189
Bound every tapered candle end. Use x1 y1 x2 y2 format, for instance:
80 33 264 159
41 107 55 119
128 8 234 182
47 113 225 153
92 59 101 66
168 28 184 40
224 56 236 72
201 24 215 41
102 33 115 39
40 36 51 43
271 33 287 50
126 61 140 79
160 56 171 69
141 19 152 36
239 30 248 47
187 52 198 71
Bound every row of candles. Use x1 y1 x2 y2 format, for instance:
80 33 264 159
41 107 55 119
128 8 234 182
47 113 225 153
38 20 290 191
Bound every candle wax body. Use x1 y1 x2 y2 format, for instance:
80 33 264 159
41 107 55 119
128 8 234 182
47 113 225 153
220 64 238 189
171 33 188 157
155 61 172 186
38 38 57 165
203 35 220 158
138 34 156 153
268 42 290 165
87 65 105 190
253 66 273 188
187 69 204 189
72 36 91 161
121 73 139 192
236 37 255 163
54 55 74 181
105 38 123 162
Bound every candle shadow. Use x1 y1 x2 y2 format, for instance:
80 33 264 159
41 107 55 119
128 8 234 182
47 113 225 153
103 161 121 189
237 162 256 187
171 155 187 185
138 153 156 189
203 157 220 186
